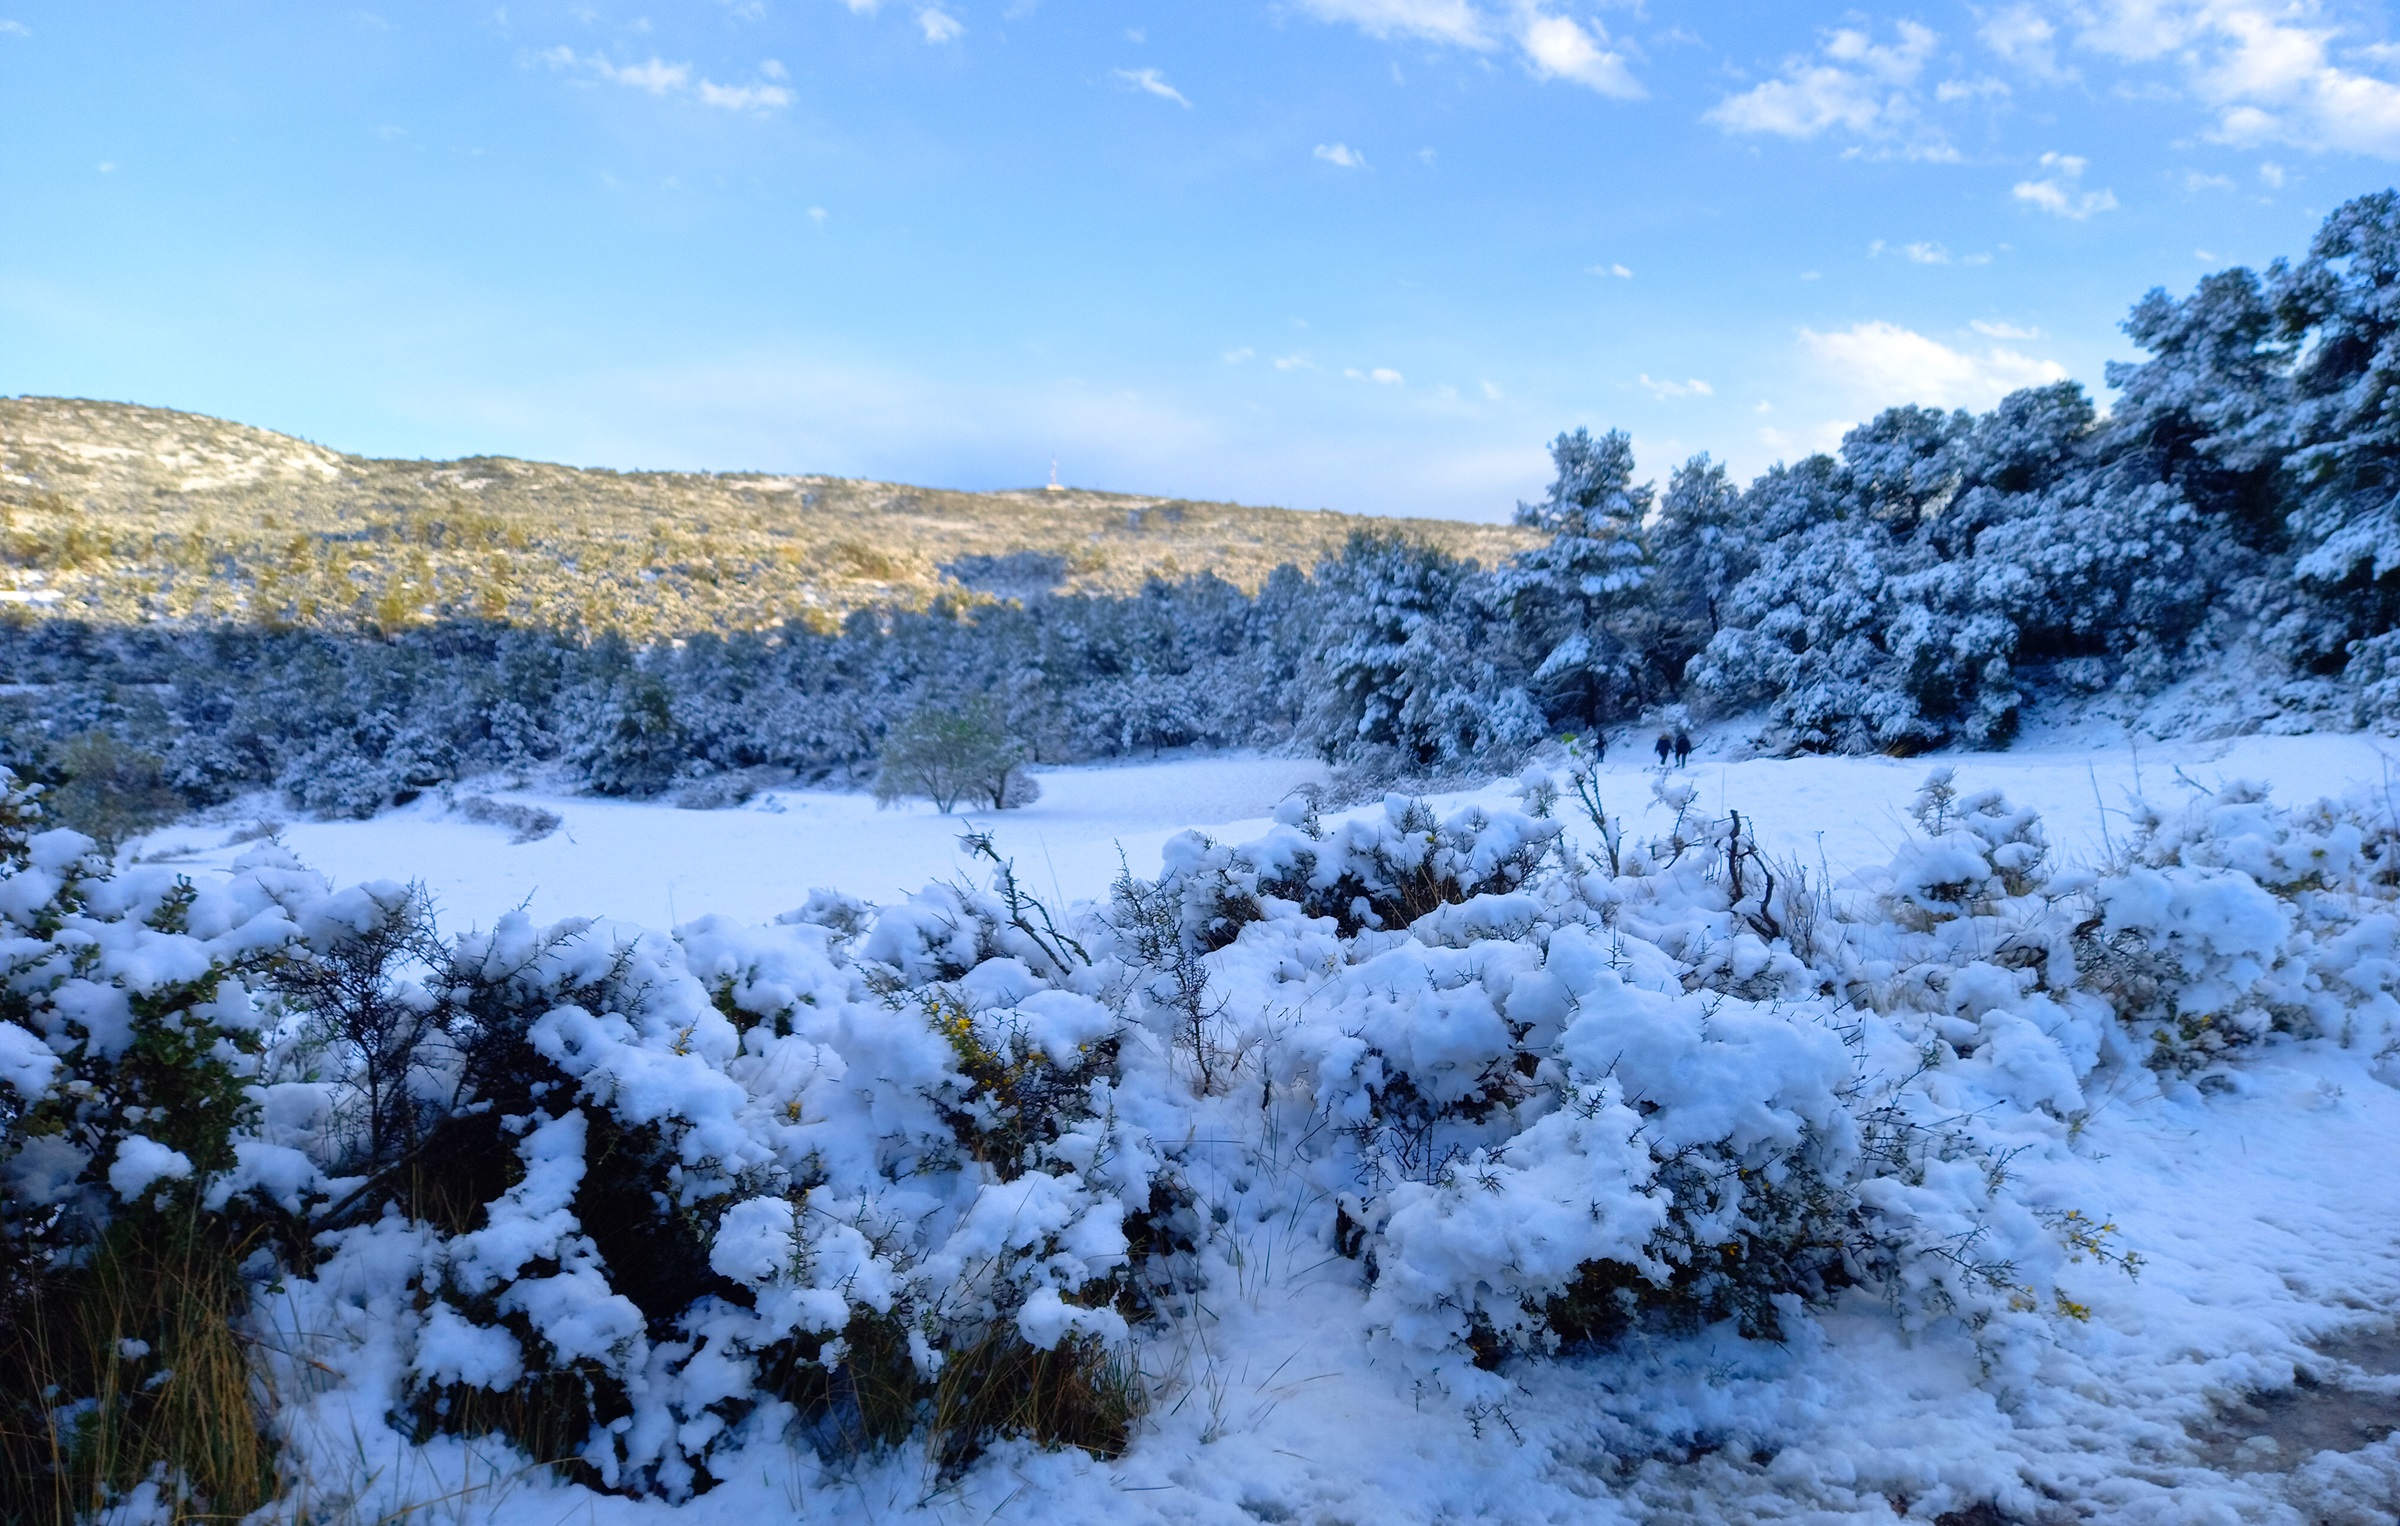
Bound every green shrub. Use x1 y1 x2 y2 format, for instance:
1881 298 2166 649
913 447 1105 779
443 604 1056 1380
47 731 185 852
873 699 1039 813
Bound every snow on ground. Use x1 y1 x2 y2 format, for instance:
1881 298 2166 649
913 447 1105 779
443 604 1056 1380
131 753 1333 929
111 731 2400 1523
132 732 2396 932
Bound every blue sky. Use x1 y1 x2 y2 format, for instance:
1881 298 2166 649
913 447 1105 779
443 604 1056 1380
3 2 2398 520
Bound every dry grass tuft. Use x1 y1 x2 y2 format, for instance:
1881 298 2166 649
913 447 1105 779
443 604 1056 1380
0 1209 278 1524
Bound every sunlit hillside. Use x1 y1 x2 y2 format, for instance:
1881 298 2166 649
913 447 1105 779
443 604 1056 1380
0 397 1538 639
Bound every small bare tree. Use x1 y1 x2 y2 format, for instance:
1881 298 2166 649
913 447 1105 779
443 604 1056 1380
875 699 1040 813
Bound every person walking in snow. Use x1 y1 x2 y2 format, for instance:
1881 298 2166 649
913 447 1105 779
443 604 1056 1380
1673 728 1692 768
1654 731 1673 768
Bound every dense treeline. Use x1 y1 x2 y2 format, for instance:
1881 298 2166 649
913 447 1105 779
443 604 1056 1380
7 193 2400 825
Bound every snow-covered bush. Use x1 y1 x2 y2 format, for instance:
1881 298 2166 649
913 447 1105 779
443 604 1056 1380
308 886 1166 1496
0 777 316 1521
2079 779 2400 1067
1099 782 2102 1402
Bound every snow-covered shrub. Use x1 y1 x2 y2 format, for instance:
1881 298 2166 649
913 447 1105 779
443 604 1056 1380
453 792 563 842
0 778 316 1520
2079 779 2400 1067
1098 784 2103 1403
1144 793 1563 949
261 860 1167 1497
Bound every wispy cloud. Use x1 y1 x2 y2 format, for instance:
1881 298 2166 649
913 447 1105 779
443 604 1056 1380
1803 319 2066 410
1971 319 2042 338
2012 151 2118 217
1298 0 1644 98
1345 366 1406 384
1273 354 1313 370
1991 1 2400 159
1706 21 1956 160
917 7 962 43
1865 239 1994 266
699 80 794 110
1115 66 1191 107
1223 346 1256 363
1296 0 1490 48
1314 142 1367 168
1588 261 1633 277
1980 4 2068 80
1639 374 1713 398
0 20 28 36
540 47 791 111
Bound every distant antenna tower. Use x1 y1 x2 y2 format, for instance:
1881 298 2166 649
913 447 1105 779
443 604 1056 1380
1045 456 1065 493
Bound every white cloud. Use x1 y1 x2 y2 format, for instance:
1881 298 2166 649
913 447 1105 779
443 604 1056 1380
1901 240 1950 263
1706 21 1953 157
2260 158 2287 184
0 20 27 36
2182 168 2236 188
1314 142 1367 168
1273 354 1312 370
699 80 793 110
1297 0 1644 97
1223 346 1256 363
541 47 789 111
1802 320 2068 410
1639 374 1713 398
1370 367 1405 385
2032 0 2400 159
605 54 692 92
1115 66 1191 107
2012 150 2119 216
1971 318 2043 338
1980 5 2067 79
1514 6 1644 98
1481 380 1504 400
1935 76 2012 100
917 7 961 41
1296 0 1490 47
761 58 788 79
808 205 828 225
1589 261 1633 277
837 0 878 11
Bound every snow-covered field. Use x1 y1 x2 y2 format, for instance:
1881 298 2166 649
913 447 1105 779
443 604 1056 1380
133 732 2395 931
80 733 2400 1524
